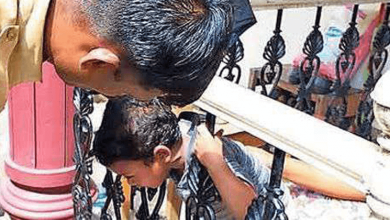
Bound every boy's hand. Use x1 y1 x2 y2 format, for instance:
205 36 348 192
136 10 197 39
194 124 224 170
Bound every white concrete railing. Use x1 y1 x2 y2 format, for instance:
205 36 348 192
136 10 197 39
250 0 390 10
195 77 390 218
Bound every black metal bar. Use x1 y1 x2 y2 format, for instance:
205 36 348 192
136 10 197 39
259 9 288 220
268 149 286 190
149 181 167 219
139 188 150 218
100 170 124 220
295 7 324 114
325 4 360 130
385 3 390 23
314 6 322 28
206 113 216 135
101 171 115 220
259 9 286 97
113 175 125 218
275 9 283 34
134 181 167 220
355 3 390 140
351 4 359 25
263 148 288 220
72 88 94 220
334 4 360 92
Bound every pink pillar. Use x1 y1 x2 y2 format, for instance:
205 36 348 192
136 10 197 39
0 62 92 219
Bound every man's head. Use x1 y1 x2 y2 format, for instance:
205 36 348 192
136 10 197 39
93 97 182 187
45 0 232 105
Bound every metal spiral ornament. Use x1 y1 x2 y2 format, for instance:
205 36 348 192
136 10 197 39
325 4 360 130
295 7 324 114
333 8 360 94
356 3 390 140
135 182 167 220
185 159 219 220
219 38 244 84
251 9 289 220
101 171 125 220
259 10 286 97
72 87 94 220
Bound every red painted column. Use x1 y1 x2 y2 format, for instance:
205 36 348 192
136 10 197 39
0 62 92 219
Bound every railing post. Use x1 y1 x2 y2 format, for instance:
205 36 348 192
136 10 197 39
367 72 390 219
259 9 288 220
356 3 390 141
0 62 76 220
72 87 99 220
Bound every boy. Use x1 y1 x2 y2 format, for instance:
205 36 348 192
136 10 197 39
93 97 366 219
93 97 272 219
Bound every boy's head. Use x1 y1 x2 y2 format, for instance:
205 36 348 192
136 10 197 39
46 0 232 106
93 97 182 188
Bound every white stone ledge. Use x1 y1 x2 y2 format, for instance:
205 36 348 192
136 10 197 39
195 77 382 193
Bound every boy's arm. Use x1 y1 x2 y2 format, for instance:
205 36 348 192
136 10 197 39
195 125 256 220
246 146 366 201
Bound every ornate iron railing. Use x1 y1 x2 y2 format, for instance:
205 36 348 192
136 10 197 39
324 4 360 130
355 3 390 141
256 8 288 220
72 1 390 220
72 87 95 220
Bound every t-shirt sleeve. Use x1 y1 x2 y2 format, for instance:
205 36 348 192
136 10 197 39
222 138 270 196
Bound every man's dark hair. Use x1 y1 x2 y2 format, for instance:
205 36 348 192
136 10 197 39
82 0 232 106
92 97 181 166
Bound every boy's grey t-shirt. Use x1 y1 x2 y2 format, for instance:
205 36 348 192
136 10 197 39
169 120 288 219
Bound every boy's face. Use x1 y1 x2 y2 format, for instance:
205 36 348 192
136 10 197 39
109 159 170 188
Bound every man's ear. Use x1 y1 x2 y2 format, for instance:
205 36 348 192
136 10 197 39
153 145 172 163
78 48 120 77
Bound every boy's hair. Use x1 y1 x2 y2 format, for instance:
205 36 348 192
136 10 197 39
92 97 181 166
81 0 232 106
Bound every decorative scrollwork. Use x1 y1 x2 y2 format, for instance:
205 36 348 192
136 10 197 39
259 10 286 97
370 25 390 82
254 9 288 220
73 89 124 220
325 98 350 130
219 39 244 84
185 159 219 220
332 5 360 95
295 7 324 114
73 87 94 220
174 112 220 220
355 3 390 140
261 147 288 220
325 5 360 129
355 97 375 140
101 171 125 220
245 148 288 220
262 187 288 220
135 181 167 220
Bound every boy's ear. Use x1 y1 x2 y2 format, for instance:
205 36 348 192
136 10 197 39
78 48 120 76
153 145 172 163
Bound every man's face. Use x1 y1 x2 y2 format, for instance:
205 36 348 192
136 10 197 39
47 16 164 102
109 159 170 188
54 54 164 101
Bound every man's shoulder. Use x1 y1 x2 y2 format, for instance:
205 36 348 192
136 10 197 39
0 0 17 28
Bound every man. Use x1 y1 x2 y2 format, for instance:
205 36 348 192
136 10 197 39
0 0 255 110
